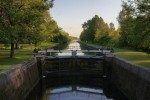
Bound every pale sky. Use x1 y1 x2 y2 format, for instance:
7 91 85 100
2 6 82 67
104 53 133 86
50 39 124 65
50 0 122 37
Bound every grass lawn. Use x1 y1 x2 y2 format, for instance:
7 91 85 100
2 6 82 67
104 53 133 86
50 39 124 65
0 42 58 70
80 41 150 68
0 49 33 70
116 51 150 68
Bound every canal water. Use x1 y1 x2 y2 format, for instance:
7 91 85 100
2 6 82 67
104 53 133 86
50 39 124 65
26 41 128 100
57 41 85 56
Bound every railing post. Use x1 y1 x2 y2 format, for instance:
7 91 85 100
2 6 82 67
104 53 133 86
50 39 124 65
72 50 77 57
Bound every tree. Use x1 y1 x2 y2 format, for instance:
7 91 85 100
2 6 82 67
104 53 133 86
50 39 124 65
0 0 54 58
118 0 150 50
51 30 70 44
109 23 115 31
80 15 106 42
80 15 117 46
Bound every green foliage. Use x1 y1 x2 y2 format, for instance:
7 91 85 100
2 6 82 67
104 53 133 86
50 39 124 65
0 0 54 43
118 0 150 51
0 42 57 69
0 0 55 58
0 0 70 58
80 15 119 47
51 30 71 44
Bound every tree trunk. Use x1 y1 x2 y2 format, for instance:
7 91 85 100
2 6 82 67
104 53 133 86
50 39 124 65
10 43 14 58
15 43 19 49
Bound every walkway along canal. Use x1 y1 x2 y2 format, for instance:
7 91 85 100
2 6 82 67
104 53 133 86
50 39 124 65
0 41 150 100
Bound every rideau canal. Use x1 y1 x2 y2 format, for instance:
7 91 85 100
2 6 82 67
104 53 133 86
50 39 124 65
26 41 128 100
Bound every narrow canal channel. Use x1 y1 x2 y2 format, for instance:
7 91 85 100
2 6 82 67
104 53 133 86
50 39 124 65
26 41 128 100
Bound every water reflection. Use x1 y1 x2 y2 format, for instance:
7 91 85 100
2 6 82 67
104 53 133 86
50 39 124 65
26 79 128 100
42 76 128 100
55 41 85 56
45 86 110 100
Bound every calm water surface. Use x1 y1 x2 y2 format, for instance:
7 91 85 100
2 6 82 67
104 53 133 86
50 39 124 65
57 41 84 56
45 86 112 100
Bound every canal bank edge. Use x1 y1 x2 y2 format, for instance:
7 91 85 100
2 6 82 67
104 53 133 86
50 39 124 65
0 58 40 100
105 56 150 100
0 54 150 100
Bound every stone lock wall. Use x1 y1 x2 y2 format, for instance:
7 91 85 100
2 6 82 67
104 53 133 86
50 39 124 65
0 58 40 100
105 56 150 100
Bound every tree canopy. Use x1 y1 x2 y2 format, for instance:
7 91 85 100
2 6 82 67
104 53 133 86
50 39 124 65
0 0 70 58
80 0 150 53
118 0 150 50
80 15 119 47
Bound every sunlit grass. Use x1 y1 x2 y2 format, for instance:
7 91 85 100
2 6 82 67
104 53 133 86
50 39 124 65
116 52 150 68
80 41 150 68
0 42 58 70
0 49 33 70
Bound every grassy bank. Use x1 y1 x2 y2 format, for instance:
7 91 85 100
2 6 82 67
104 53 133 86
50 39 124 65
80 41 150 68
117 52 150 68
0 42 58 70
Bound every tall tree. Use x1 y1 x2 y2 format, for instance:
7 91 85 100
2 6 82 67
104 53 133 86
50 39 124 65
0 0 54 58
118 0 150 50
80 15 115 46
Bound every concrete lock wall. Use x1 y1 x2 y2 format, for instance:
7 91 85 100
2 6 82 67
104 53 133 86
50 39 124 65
0 58 40 100
105 56 150 100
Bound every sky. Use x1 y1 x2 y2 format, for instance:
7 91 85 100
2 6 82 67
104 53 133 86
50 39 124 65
49 0 122 37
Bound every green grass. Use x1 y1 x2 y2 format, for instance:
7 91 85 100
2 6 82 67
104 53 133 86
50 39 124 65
0 42 58 70
116 52 150 68
80 41 150 68
1 41 150 69
0 49 33 70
